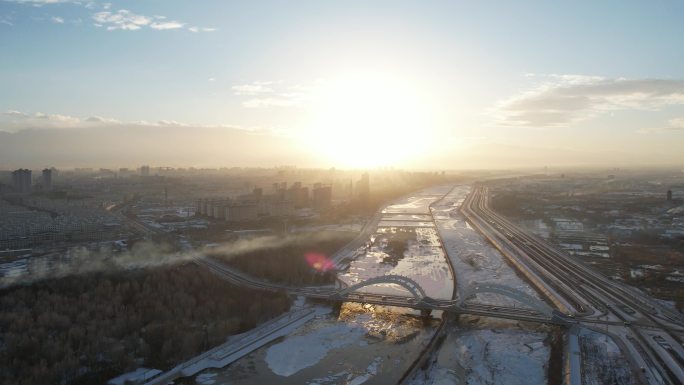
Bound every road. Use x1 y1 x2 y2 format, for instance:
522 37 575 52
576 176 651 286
461 184 684 385
330 209 383 271
143 307 319 385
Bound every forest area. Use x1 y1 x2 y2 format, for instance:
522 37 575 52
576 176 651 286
0 264 290 385
216 231 355 286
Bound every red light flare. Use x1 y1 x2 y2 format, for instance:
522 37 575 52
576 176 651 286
305 252 335 272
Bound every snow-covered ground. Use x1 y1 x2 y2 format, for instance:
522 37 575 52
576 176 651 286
264 320 368 377
380 185 453 215
578 328 635 385
431 185 542 306
376 220 435 227
201 306 438 385
410 325 550 385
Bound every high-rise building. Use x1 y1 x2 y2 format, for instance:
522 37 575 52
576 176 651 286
356 172 370 202
42 168 52 190
313 184 332 210
667 189 673 201
287 182 310 208
12 169 32 194
140 165 150 176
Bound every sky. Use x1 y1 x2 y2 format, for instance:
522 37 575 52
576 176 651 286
1 0 684 170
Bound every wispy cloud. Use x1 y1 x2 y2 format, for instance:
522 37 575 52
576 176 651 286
4 109 29 118
232 81 275 96
232 81 317 108
3 0 75 6
187 26 217 33
91 9 213 32
150 20 184 30
92 9 152 30
0 14 14 26
495 75 684 128
242 98 302 108
639 117 684 134
3 110 81 127
4 0 215 32
0 109 266 134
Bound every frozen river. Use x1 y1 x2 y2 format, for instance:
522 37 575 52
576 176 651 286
338 185 454 300
185 185 559 384
184 185 455 384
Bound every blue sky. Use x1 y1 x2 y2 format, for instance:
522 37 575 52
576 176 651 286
1 0 684 168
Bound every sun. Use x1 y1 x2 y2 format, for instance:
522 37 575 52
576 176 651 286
305 71 434 168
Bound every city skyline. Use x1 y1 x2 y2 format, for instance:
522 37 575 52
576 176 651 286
2 0 684 169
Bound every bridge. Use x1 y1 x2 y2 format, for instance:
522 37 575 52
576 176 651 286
196 256 573 325
334 274 427 299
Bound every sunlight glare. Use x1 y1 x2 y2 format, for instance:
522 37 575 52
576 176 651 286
306 71 433 168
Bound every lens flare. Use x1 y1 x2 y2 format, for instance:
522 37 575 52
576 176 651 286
305 252 335 272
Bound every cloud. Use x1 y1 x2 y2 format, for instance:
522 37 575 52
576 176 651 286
495 75 684 128
91 8 212 32
3 109 29 118
34 112 80 123
667 117 684 131
1 109 259 133
232 81 275 96
639 117 684 133
232 81 316 108
84 115 120 124
3 110 81 126
242 98 301 108
188 26 216 33
3 0 74 6
150 20 184 30
0 14 14 26
92 9 151 30
2 110 110 130
5 0 215 32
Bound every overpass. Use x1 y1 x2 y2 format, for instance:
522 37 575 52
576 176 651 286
196 256 572 325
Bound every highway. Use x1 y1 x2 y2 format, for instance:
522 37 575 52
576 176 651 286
461 184 684 385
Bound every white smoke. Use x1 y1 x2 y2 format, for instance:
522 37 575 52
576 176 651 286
0 231 351 288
